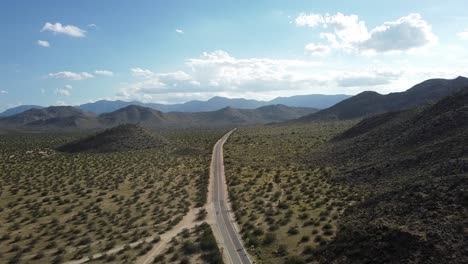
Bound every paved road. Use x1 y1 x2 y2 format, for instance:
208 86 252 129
211 129 253 264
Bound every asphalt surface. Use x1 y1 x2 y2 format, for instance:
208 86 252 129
211 129 253 264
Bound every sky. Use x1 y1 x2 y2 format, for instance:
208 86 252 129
1 0 468 111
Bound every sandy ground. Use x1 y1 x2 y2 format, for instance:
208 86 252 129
64 207 202 264
135 207 203 264
65 131 241 264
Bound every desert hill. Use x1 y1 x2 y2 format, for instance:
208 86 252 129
0 104 317 131
296 76 468 121
312 87 468 263
57 124 168 153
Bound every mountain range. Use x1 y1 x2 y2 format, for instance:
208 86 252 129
0 94 350 117
1 76 467 131
0 104 318 131
295 76 468 121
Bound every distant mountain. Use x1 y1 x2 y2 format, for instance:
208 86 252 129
0 94 348 116
57 124 167 153
313 86 468 263
270 94 350 109
0 104 317 131
0 105 43 117
78 100 149 114
0 106 99 131
295 76 468 122
0 95 344 117
99 104 318 128
78 95 348 114
98 105 168 127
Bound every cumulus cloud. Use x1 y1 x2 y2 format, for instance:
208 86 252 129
117 51 468 102
49 71 94 81
37 40 50 47
55 85 72 96
41 22 86 37
94 70 114 76
119 50 324 100
360 14 437 53
296 13 436 54
295 13 324 27
175 29 184 34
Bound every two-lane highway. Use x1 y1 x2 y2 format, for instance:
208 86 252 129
210 129 252 264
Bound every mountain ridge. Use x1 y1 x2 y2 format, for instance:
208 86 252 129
0 94 350 116
295 76 468 122
0 104 317 131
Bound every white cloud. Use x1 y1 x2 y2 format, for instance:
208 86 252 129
296 13 436 54
41 22 86 37
305 43 331 55
88 24 97 28
119 50 323 100
295 13 324 27
55 85 72 96
56 100 67 106
94 70 114 76
131 68 154 78
37 40 50 47
0 90 8 94
49 71 94 81
361 14 437 53
175 29 184 34
40 88 46 94
457 30 468 40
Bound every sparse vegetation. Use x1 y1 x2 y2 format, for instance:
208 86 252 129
153 222 223 264
224 122 357 263
0 127 225 263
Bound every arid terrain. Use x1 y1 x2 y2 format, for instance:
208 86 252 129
0 127 225 263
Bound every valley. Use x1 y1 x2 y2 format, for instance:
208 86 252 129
3 2 468 263
0 78 466 264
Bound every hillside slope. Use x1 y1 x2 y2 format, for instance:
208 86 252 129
0 106 99 130
57 124 167 153
0 105 44 117
297 76 468 121
312 87 468 263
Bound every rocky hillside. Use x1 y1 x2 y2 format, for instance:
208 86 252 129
311 87 468 263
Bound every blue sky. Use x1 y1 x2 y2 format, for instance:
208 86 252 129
1 0 468 111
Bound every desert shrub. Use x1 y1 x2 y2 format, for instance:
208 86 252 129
277 244 288 256
182 240 198 255
263 232 276 245
284 255 306 264
287 226 299 235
